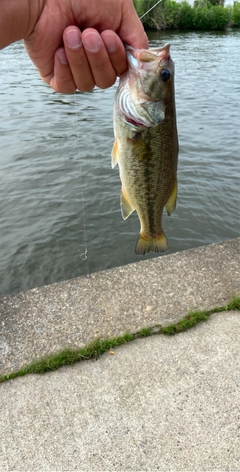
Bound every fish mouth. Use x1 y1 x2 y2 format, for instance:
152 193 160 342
126 44 171 70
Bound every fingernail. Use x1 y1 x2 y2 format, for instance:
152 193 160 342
104 34 117 53
65 29 82 49
83 32 101 53
57 49 68 65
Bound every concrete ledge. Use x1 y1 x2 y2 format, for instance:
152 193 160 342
0 238 239 375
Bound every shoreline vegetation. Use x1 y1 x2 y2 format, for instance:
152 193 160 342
0 296 239 382
134 0 240 30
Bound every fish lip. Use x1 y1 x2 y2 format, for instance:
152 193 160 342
126 43 171 64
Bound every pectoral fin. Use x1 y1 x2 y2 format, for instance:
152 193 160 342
111 139 118 169
121 187 134 220
165 179 178 216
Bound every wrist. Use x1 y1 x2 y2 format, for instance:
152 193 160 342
0 0 46 49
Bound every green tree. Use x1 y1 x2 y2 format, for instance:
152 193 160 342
209 0 225 6
194 0 225 6
233 1 240 26
134 0 236 31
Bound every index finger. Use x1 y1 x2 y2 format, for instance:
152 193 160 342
118 1 148 50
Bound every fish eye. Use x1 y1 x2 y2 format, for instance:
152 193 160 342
160 69 171 82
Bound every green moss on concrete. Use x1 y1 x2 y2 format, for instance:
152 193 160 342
1 296 239 383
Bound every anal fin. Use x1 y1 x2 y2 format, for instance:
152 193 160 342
165 178 178 216
121 187 134 220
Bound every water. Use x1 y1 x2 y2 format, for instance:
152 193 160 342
0 31 239 298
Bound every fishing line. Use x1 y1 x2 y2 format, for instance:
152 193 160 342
74 91 89 277
139 0 163 20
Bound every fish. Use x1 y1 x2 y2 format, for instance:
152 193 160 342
112 43 178 255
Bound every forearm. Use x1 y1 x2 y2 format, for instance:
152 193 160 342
0 0 45 49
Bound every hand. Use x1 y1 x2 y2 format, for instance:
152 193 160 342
24 0 148 93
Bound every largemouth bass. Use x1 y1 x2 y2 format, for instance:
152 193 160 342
112 44 178 255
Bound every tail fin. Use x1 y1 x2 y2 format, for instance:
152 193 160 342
135 231 168 256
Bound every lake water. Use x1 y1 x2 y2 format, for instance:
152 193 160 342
0 30 239 298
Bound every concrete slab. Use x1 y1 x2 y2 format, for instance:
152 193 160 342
0 311 239 471
0 238 239 375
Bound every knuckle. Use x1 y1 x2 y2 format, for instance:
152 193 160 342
77 82 95 92
98 77 116 89
55 77 76 94
92 58 109 70
57 85 76 94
